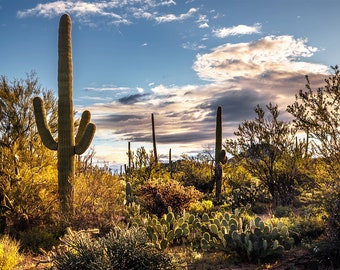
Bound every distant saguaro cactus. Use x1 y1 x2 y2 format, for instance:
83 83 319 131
33 14 96 217
214 106 226 200
151 113 158 164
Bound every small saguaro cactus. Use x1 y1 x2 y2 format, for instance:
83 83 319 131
214 106 227 199
33 14 96 218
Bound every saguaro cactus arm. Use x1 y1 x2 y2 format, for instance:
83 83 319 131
75 110 92 144
75 121 96 155
33 96 58 150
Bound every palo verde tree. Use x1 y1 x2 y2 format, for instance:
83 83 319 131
33 14 96 218
287 66 340 243
225 103 307 206
0 72 58 232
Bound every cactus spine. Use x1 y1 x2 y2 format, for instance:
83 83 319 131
33 14 96 217
214 106 226 200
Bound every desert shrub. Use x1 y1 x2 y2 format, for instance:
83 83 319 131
51 228 106 270
51 227 177 270
189 199 214 215
224 163 269 210
102 227 176 269
138 178 203 216
18 225 62 254
72 168 125 232
324 185 340 242
7 162 59 234
0 235 22 270
274 205 294 218
175 154 213 193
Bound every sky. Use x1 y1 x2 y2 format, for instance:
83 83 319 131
1 0 339 170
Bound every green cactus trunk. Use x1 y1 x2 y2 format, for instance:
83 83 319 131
33 14 96 218
214 106 226 200
58 13 75 217
151 113 158 164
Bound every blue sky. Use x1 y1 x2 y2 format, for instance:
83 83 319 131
1 0 339 168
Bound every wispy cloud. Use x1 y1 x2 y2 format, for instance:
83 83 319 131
155 8 197 23
213 23 262 38
17 1 126 23
85 86 131 92
182 42 206 50
196 14 209 28
17 1 198 26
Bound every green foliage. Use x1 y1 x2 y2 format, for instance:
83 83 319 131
287 67 340 255
224 162 269 210
189 200 214 215
19 225 62 254
72 168 125 232
125 146 160 184
51 227 177 270
0 235 22 270
274 206 294 218
225 103 308 206
175 154 213 193
0 72 59 234
138 179 203 216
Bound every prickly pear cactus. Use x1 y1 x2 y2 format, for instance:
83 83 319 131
33 14 96 218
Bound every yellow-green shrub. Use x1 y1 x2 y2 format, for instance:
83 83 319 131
73 168 125 231
0 235 21 270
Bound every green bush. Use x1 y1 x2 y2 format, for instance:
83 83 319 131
51 227 177 270
0 235 22 270
19 225 62 254
274 206 293 218
175 155 213 193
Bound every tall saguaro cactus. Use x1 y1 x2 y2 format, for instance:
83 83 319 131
214 106 226 199
33 14 96 217
151 113 158 164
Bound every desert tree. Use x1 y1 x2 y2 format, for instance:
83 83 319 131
225 103 308 206
287 66 340 243
0 72 58 232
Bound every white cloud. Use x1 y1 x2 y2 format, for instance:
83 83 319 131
213 23 262 38
197 14 209 28
136 87 144 93
193 35 328 82
17 1 196 26
18 1 119 18
155 8 197 23
182 42 206 50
